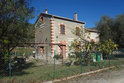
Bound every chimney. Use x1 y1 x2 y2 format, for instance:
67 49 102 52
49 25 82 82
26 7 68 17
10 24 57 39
74 12 77 21
45 9 48 14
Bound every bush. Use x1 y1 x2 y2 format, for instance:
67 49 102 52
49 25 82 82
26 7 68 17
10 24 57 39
68 52 95 66
54 54 62 60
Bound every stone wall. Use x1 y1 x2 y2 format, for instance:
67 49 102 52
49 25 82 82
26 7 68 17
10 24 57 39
53 17 85 58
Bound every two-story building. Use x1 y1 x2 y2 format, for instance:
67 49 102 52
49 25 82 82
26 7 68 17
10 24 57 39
35 9 85 59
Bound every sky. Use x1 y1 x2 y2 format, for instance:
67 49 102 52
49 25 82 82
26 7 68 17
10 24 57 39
29 0 124 28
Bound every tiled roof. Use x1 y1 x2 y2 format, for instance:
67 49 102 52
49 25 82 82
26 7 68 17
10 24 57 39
37 13 85 24
86 28 100 33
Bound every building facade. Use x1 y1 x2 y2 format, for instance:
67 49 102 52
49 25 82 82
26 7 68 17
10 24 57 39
85 28 100 42
35 10 85 59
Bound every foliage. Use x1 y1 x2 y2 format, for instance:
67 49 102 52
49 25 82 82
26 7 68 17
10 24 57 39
13 47 34 58
54 53 62 60
0 0 34 63
115 14 124 48
96 39 118 57
68 52 82 65
72 27 81 36
69 39 81 52
96 14 124 48
69 27 118 65
69 28 96 65
96 16 114 41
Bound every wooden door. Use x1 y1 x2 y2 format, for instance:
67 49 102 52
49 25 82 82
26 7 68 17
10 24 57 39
60 41 66 58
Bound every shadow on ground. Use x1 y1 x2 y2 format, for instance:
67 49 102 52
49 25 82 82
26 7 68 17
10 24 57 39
0 62 35 77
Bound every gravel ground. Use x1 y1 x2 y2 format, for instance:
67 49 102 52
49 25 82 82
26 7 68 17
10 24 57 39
58 66 124 83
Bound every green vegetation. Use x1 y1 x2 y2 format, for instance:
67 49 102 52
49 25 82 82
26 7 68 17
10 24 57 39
12 47 34 58
0 0 34 63
0 58 124 83
69 26 118 65
96 14 124 48
96 39 118 58
54 53 62 60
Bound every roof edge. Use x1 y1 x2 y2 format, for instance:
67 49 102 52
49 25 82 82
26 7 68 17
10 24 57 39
86 29 100 33
41 13 86 24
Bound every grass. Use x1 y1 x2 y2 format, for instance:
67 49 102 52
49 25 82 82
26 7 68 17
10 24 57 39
0 58 124 83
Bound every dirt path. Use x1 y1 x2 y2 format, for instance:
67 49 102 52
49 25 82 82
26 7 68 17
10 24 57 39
59 66 124 83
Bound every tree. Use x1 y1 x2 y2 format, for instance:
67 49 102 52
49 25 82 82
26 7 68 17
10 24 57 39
69 28 96 65
69 27 118 65
0 0 34 63
96 39 118 58
115 14 124 48
96 14 124 48
96 16 114 42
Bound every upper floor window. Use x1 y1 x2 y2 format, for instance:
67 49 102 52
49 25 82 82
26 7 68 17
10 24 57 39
76 27 80 36
60 24 65 34
39 16 43 22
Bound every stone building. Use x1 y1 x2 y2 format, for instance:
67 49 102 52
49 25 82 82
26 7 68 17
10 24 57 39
85 28 100 42
34 9 85 59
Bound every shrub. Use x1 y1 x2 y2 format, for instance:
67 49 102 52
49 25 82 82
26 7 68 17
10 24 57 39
54 54 62 60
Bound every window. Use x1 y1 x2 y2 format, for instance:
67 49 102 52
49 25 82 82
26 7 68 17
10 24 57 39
60 24 65 34
76 27 80 36
39 16 43 22
41 47 44 54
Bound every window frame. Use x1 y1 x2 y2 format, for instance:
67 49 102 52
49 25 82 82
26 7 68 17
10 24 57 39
39 16 44 22
75 27 80 36
60 24 65 35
